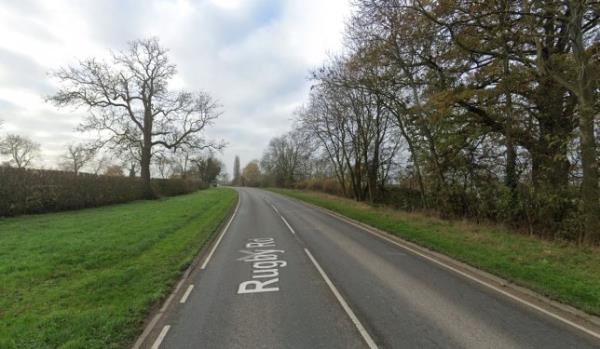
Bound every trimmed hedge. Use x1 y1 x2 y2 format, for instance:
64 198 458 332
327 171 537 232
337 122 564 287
0 167 206 217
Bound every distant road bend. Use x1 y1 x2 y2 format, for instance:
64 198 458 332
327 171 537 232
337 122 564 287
146 187 600 349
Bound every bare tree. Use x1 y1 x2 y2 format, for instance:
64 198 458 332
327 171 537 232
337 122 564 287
168 150 192 178
90 155 110 175
60 144 95 174
48 37 224 197
128 162 137 177
298 56 401 202
0 134 39 169
261 130 313 187
154 152 175 179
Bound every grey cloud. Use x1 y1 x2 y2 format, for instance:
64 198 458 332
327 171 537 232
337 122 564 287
0 48 52 93
0 0 351 172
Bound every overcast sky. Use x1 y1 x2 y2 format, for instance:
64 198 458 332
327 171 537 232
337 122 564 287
0 0 351 174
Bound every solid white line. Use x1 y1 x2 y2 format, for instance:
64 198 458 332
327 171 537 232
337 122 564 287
280 215 296 235
151 325 170 349
200 198 240 269
304 248 378 349
324 211 600 341
180 284 194 303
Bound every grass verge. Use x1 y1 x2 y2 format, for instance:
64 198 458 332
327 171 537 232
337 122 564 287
0 187 237 349
270 188 600 317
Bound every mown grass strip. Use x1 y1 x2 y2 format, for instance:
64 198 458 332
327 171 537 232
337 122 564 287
270 188 600 317
0 188 237 349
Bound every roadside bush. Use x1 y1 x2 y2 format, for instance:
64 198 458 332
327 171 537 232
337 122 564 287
377 186 424 211
0 167 204 217
151 177 207 197
294 177 345 196
290 175 586 242
376 181 584 241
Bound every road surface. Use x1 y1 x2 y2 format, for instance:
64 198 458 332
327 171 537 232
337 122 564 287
150 187 600 348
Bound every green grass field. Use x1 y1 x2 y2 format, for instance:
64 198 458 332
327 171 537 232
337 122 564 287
0 188 237 349
271 188 600 317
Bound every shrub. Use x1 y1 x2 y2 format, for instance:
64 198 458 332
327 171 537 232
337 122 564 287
0 167 204 217
377 186 424 211
294 177 345 196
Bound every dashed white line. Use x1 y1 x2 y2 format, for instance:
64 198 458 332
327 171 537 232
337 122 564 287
151 325 170 349
160 278 185 312
280 216 296 235
271 203 296 235
180 284 194 303
200 198 240 269
304 248 378 349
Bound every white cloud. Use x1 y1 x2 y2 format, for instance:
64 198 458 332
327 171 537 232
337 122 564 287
209 0 243 10
0 0 352 172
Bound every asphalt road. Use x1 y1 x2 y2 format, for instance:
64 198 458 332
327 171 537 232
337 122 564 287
154 187 600 349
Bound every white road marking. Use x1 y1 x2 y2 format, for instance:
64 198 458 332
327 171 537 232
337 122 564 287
160 278 185 312
270 203 296 235
323 210 600 341
280 216 296 235
237 238 286 294
200 198 240 269
131 314 162 349
180 284 194 303
151 325 170 349
304 248 378 349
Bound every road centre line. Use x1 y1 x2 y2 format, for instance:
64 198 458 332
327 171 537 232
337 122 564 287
270 203 296 235
304 248 378 349
200 197 240 270
280 216 296 235
180 285 194 304
151 325 170 349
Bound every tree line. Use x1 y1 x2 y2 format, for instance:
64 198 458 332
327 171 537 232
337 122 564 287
259 1 600 244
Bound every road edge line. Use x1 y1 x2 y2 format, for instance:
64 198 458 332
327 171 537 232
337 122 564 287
350 215 600 340
131 191 240 349
273 191 600 341
180 284 194 304
200 197 241 269
150 325 170 349
304 248 378 349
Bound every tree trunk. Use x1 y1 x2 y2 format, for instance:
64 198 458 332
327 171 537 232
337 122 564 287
505 139 517 189
501 1 517 195
530 77 572 190
569 0 599 243
579 100 599 243
140 144 154 199
394 111 427 208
